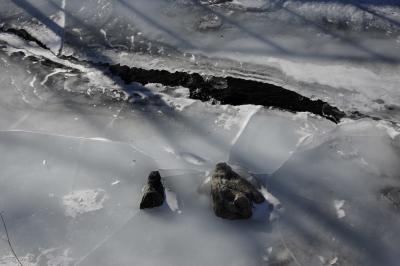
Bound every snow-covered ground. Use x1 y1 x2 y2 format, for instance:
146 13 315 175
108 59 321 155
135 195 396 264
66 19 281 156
0 1 400 265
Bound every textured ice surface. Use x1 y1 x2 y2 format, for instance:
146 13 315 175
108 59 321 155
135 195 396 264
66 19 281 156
0 1 400 265
0 45 399 265
268 119 400 266
1 0 400 121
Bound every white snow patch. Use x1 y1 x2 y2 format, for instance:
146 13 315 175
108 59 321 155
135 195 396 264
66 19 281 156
63 189 109 218
111 180 121 186
329 256 339 265
333 199 346 219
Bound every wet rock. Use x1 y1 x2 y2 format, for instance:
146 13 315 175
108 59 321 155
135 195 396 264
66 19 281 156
140 171 165 209
211 162 266 219
381 186 400 210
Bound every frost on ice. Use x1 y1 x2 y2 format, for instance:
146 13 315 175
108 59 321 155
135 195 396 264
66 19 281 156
62 189 109 218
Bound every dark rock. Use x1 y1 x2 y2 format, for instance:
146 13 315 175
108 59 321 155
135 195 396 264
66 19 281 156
140 171 165 209
211 162 266 219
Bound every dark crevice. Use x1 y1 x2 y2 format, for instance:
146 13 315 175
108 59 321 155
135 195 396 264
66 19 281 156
107 64 346 123
0 26 49 50
2 27 346 123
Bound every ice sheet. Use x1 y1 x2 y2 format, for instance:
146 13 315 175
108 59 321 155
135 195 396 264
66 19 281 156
1 2 400 265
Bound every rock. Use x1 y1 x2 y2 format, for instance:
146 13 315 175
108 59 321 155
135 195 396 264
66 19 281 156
211 162 266 219
140 171 165 209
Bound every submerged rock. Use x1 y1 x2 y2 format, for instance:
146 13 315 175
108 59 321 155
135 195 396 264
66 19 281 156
140 171 165 209
211 162 266 219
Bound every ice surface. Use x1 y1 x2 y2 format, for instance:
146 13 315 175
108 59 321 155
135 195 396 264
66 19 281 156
268 119 400 265
2 0 400 120
0 1 400 265
230 110 335 174
0 130 157 266
0 50 399 264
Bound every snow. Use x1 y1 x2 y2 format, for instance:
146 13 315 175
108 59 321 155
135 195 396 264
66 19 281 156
0 1 400 265
110 180 120 186
62 189 109 218
333 199 346 219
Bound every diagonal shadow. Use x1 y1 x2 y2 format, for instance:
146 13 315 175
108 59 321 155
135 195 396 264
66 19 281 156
190 0 291 54
193 0 400 63
3 1 400 265
8 0 234 168
355 3 400 28
281 5 398 62
267 169 395 265
117 0 197 50
37 0 400 64
10 0 64 36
